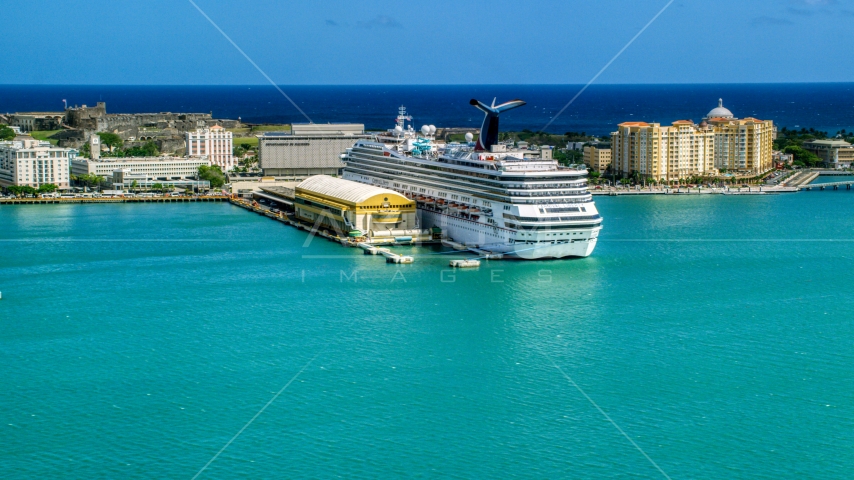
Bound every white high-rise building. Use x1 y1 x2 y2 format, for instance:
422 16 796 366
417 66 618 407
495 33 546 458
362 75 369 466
0 136 72 189
186 125 236 172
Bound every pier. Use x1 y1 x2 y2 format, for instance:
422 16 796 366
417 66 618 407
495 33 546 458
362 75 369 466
0 195 229 205
228 196 425 263
800 180 854 191
782 171 820 187
590 186 798 196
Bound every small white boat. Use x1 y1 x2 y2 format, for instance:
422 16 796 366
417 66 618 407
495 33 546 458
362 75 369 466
449 259 480 268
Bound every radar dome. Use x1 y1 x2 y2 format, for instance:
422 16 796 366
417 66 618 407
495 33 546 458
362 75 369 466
394 125 403 134
465 132 474 142
428 125 436 134
421 125 430 135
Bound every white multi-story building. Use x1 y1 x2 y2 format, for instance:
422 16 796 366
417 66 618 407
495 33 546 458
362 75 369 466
186 125 236 172
71 156 211 181
0 136 72 189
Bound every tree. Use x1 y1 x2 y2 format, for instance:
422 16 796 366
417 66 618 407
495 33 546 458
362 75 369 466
98 132 123 152
0 124 16 141
74 173 104 191
197 165 226 188
152 183 163 193
38 183 58 193
783 145 822 168
124 141 159 157
6 186 23 197
131 180 139 192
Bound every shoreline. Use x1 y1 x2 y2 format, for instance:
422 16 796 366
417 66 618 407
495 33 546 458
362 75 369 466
0 195 229 205
590 186 799 196
6 183 854 205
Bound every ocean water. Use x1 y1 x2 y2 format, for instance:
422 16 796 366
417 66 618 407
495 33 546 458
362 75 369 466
810 175 854 185
1 195 853 479
2 84 854 136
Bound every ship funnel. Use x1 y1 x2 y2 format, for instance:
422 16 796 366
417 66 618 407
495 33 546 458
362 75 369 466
470 98 526 151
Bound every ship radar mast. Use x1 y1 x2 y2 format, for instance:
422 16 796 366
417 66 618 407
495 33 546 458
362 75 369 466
396 105 412 131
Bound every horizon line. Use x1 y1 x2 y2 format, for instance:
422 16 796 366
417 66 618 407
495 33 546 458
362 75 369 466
2 81 854 87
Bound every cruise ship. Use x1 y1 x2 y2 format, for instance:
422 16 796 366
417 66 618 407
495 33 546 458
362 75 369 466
341 99 602 259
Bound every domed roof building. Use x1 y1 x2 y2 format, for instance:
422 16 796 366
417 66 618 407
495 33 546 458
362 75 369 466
705 98 734 120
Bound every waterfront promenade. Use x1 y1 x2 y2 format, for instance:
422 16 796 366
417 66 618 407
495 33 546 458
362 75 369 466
590 185 799 196
0 195 229 205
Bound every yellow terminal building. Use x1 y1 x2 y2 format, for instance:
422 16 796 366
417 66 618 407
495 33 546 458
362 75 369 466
294 175 427 241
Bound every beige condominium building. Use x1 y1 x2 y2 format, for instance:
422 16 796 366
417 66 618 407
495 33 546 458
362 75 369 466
583 145 612 173
703 100 774 174
0 136 73 189
611 99 774 181
611 121 714 182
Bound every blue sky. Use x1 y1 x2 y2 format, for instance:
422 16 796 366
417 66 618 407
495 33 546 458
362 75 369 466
3 0 853 84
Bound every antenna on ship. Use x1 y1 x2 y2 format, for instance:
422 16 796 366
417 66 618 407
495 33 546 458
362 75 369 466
396 105 412 130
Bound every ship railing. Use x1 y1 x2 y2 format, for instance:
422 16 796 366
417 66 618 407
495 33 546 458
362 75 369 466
505 213 602 223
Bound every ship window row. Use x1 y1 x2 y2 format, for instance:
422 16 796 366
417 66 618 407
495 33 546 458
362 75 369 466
346 163 508 198
346 166 511 203
345 166 593 205
348 157 589 198
348 158 588 192
351 149 584 185
540 206 585 213
505 223 601 231
504 213 602 223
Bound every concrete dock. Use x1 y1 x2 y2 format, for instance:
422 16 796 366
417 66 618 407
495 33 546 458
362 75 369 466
229 197 422 263
591 186 798 196
0 195 230 205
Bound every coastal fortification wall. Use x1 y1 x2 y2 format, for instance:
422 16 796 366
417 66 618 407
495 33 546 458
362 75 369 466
66 103 215 132
59 102 240 149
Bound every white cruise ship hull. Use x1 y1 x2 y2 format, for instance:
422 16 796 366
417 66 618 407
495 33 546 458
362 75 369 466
420 209 599 259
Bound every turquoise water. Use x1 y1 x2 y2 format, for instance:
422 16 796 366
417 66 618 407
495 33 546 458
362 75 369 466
810 175 854 185
2 197 853 479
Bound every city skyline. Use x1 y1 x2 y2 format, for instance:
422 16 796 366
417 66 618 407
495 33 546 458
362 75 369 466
3 0 853 85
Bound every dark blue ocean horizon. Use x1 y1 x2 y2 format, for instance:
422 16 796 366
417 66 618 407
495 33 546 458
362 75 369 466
2 83 854 136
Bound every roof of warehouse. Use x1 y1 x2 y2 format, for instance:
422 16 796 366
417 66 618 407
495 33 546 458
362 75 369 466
296 175 409 204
